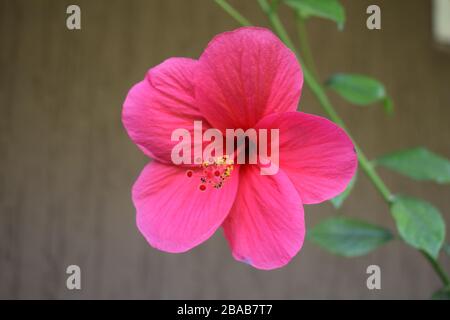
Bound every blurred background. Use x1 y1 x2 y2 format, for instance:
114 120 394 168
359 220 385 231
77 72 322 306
0 0 449 299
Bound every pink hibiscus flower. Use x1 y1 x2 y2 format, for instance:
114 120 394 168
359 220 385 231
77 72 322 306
122 27 357 270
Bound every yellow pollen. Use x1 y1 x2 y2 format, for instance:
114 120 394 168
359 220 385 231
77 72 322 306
193 155 234 190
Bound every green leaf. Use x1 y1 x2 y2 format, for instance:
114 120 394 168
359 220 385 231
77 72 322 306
307 216 393 257
331 172 357 208
390 196 445 259
383 96 394 115
432 287 450 300
375 147 450 184
326 74 393 113
284 0 345 29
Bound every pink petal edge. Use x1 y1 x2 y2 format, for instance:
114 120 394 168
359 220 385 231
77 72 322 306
195 27 303 132
122 57 210 163
223 165 305 270
256 111 358 204
133 161 240 253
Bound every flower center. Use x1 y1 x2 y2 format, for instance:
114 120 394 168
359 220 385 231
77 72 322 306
186 155 234 191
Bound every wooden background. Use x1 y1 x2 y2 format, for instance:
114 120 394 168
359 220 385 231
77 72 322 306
0 0 449 299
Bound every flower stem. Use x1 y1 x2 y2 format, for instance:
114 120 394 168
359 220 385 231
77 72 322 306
257 0 296 50
216 0 450 288
214 0 252 27
257 0 394 204
422 250 450 287
295 13 318 79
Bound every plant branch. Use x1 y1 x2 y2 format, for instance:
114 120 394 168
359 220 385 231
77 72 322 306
257 0 393 203
422 250 450 287
295 12 318 79
257 0 296 50
214 0 252 26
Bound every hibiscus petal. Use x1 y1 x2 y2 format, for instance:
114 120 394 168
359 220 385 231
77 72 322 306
256 112 357 204
134 162 239 253
122 57 209 163
196 27 303 131
222 165 305 270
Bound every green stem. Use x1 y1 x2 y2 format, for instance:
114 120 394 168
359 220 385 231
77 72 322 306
295 12 318 79
257 0 296 50
298 26 449 290
217 0 450 288
422 250 450 287
257 0 393 204
300 65 394 204
214 0 252 26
